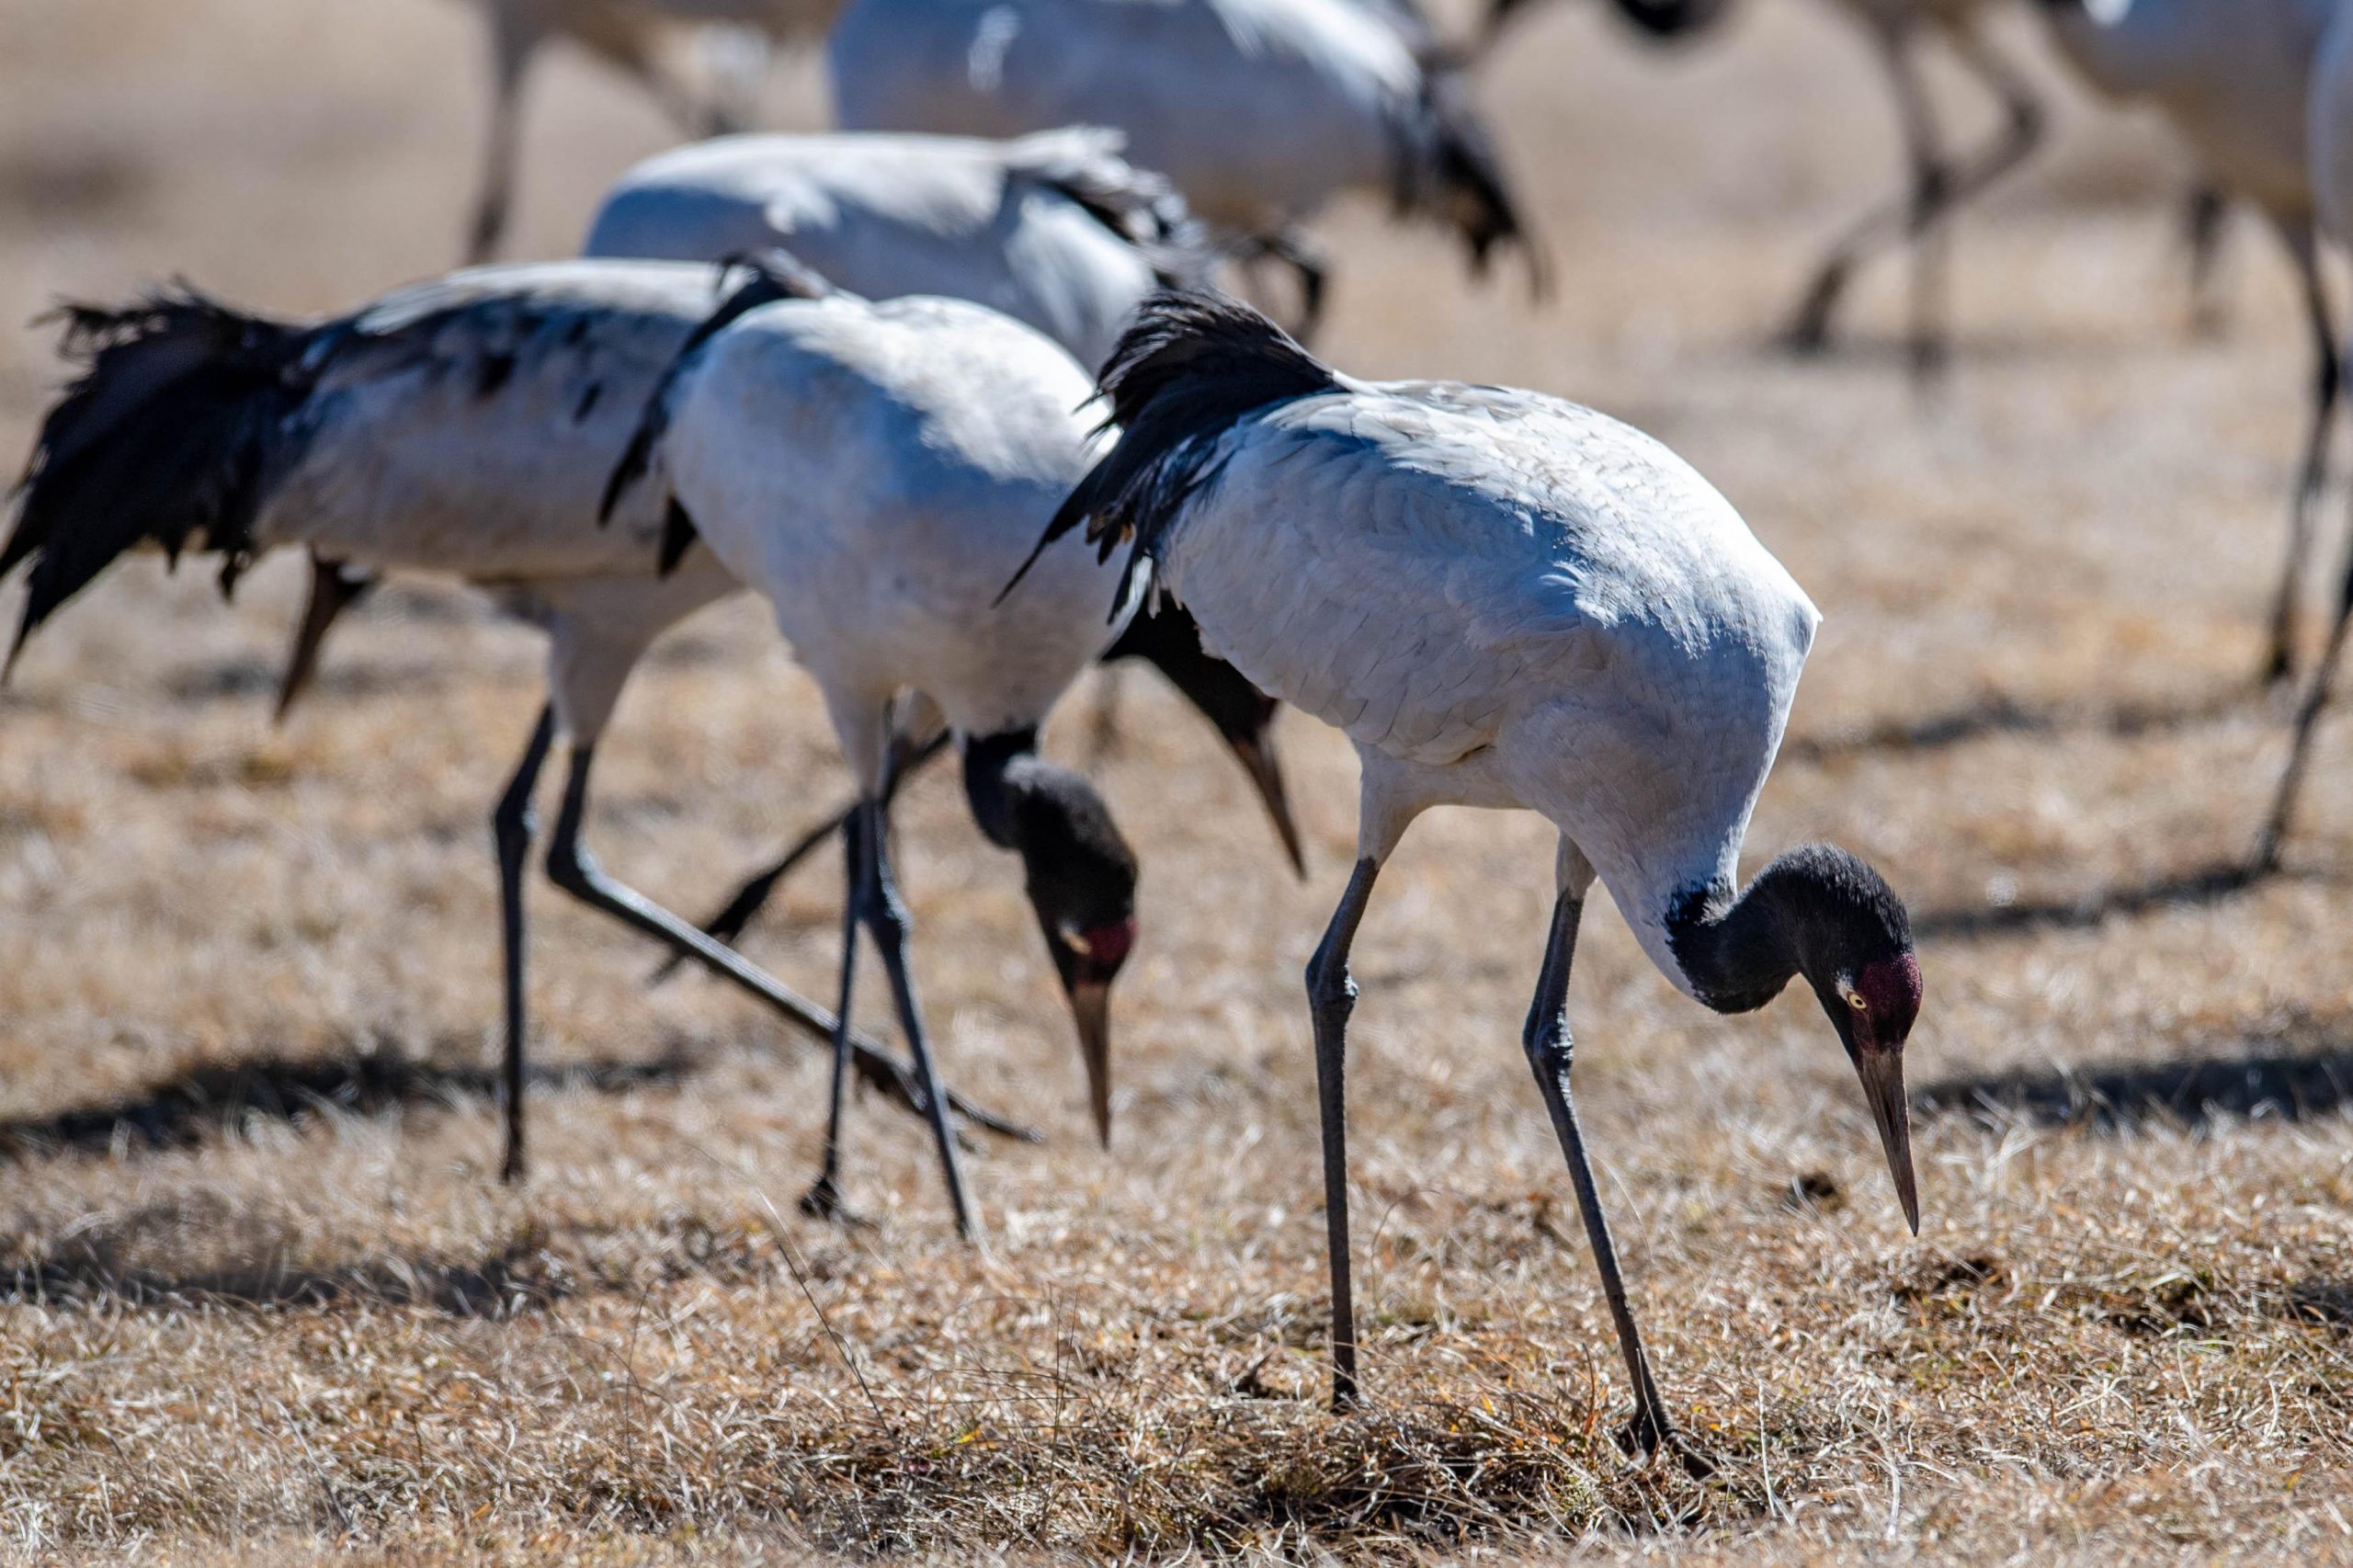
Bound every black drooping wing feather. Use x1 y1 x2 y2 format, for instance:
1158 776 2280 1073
1000 290 1338 613
1003 130 1218 294
597 249 837 572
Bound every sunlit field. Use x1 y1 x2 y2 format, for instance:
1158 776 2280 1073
2 0 2350 1560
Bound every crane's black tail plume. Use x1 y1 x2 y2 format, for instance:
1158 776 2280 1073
3 288 309 676
1004 128 1218 293
598 249 836 570
1000 290 1338 608
1407 58 1549 299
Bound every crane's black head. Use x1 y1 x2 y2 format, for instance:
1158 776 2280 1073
1670 844 1921 1232
964 733 1139 1147
1774 846 1921 1233
1101 600 1302 874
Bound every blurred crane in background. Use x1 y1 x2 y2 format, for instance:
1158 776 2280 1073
825 0 1541 339
460 0 845 261
2031 0 2340 686
582 126 1211 371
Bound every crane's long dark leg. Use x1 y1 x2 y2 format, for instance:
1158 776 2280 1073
1520 890 1712 1478
1924 26 2046 374
492 704 557 1182
851 794 979 1240
801 806 870 1224
2262 222 2339 686
465 14 533 263
649 730 952 980
2253 519 2353 871
538 737 1029 1142
2185 184 2233 339
1789 23 2041 379
1305 857 1382 1409
1786 28 1939 362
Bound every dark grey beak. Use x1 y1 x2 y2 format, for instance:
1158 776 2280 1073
1854 1049 1918 1234
1230 733 1304 877
1067 978 1113 1148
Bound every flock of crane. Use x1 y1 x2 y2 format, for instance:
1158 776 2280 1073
4 0 2350 1476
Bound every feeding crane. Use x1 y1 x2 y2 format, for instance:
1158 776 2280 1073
824 0 1540 340
0 258 1282 1187
1014 290 1923 1467
602 259 1148 1234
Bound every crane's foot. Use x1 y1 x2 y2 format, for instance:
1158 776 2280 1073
2258 642 2297 690
798 1176 874 1231
1780 272 1845 358
1615 1405 1716 1481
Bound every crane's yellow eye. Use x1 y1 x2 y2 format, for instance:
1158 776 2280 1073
1840 985 1867 1012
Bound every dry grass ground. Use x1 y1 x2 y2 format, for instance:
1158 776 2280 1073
2 0 2352 1560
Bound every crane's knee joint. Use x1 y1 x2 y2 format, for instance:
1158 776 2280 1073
859 882 912 952
1305 952 1357 1021
492 797 537 863
1521 1017 1573 1078
543 835 596 898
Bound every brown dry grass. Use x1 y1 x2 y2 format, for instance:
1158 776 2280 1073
4 0 2353 1561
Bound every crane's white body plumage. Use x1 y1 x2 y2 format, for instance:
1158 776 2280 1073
1154 379 1818 994
229 259 750 737
584 130 1189 370
827 0 1426 233
652 293 1131 772
2038 0 2336 222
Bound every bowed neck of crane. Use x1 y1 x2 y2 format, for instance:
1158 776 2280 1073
1660 844 1914 1018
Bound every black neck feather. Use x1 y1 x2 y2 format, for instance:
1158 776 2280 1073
1665 872 1801 1017
1664 844 1912 1017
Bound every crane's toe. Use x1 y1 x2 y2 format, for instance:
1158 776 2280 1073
798 1176 876 1232
1614 1406 1717 1482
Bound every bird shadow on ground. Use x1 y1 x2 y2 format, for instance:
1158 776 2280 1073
0 1043 699 1165
160 653 449 708
1911 1019 2353 1133
2283 1278 2353 1330
1909 859 2294 942
0 1221 569 1318
1783 680 2255 767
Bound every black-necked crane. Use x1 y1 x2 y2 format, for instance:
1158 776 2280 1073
1483 0 2045 377
0 258 1283 1189
459 0 842 262
1014 291 1923 1467
2031 0 2340 685
576 126 1293 962
584 127 1214 373
603 260 1150 1236
824 0 1540 340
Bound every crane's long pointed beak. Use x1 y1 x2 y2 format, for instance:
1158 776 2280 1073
1067 979 1113 1148
1230 733 1304 877
1855 1050 1918 1234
